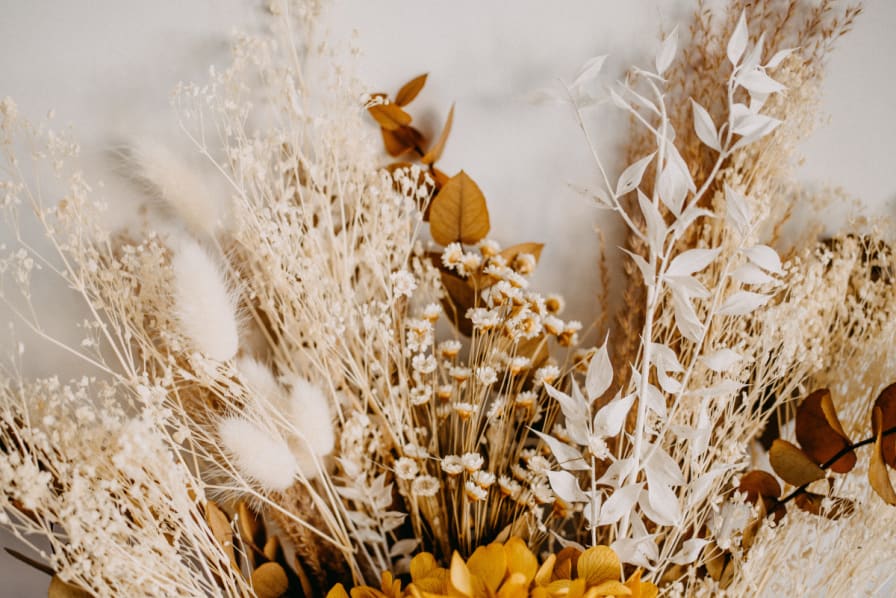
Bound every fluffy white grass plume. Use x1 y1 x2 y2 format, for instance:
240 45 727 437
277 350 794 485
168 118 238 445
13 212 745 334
218 416 299 492
287 378 335 476
237 356 283 404
127 137 227 237
171 239 239 361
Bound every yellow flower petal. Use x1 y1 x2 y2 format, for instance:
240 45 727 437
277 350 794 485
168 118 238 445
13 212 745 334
411 553 440 582
584 579 632 596
504 537 538 586
467 543 508 593
534 553 556 587
577 546 621 586
449 552 475 597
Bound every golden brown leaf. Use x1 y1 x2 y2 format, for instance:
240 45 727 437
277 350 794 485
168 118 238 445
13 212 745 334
252 562 289 598
237 501 266 559
440 271 476 337
795 389 856 473
368 103 413 131
769 439 825 488
577 545 620 586
204 501 236 564
48 576 92 598
421 104 455 165
429 170 490 246
499 242 545 266
382 126 425 158
870 406 896 505
263 536 282 563
395 73 428 107
874 383 896 467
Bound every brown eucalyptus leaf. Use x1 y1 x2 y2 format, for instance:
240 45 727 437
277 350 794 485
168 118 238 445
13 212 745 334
795 389 856 473
48 576 92 598
205 501 236 564
873 383 896 467
440 271 476 337
429 170 490 245
251 562 289 598
704 550 734 589
367 103 412 131
769 439 825 488
421 103 455 165
870 406 896 505
738 470 781 504
382 125 425 157
794 492 855 519
395 73 428 106
431 167 450 189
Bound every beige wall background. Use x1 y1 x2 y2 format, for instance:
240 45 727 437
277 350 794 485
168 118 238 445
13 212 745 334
1 1 894 594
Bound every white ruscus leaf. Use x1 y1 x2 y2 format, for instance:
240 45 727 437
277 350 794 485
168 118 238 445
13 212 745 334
718 291 772 316
593 393 636 438
691 99 721 151
743 244 784 274
598 483 643 525
586 336 613 401
533 430 590 470
665 248 721 277
637 190 667 254
671 539 710 565
655 27 678 75
724 184 752 238
702 348 742 373
727 11 748 66
547 470 589 503
572 54 608 89
616 153 656 196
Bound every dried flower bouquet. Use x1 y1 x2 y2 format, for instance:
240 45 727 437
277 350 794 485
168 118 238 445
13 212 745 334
1 1 894 597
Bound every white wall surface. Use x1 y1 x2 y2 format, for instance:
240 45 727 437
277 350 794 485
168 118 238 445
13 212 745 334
1 1 894 594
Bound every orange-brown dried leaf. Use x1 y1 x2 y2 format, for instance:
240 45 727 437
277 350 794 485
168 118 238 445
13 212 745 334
421 103 455 165
204 501 236 564
382 125 425 157
440 271 476 337
429 170 490 246
795 389 856 473
870 406 896 505
48 576 92 598
769 439 825 488
395 73 428 107
368 103 413 131
873 383 896 467
738 470 781 504
499 242 545 265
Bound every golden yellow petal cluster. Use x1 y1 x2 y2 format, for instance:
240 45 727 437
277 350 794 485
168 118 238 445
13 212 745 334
327 539 658 598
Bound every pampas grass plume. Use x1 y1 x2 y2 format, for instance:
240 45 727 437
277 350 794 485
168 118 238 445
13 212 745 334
218 416 299 492
172 239 239 361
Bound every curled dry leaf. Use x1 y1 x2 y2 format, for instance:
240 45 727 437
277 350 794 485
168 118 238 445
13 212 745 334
395 73 428 106
769 439 825 488
499 242 545 265
251 562 290 598
795 389 856 473
421 103 455 165
738 470 783 518
874 383 896 467
869 406 896 505
367 103 413 131
429 170 490 245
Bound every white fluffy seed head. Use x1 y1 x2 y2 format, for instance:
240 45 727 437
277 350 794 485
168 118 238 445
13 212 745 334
236 357 282 404
127 137 227 237
217 416 298 493
287 378 335 476
171 239 239 361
